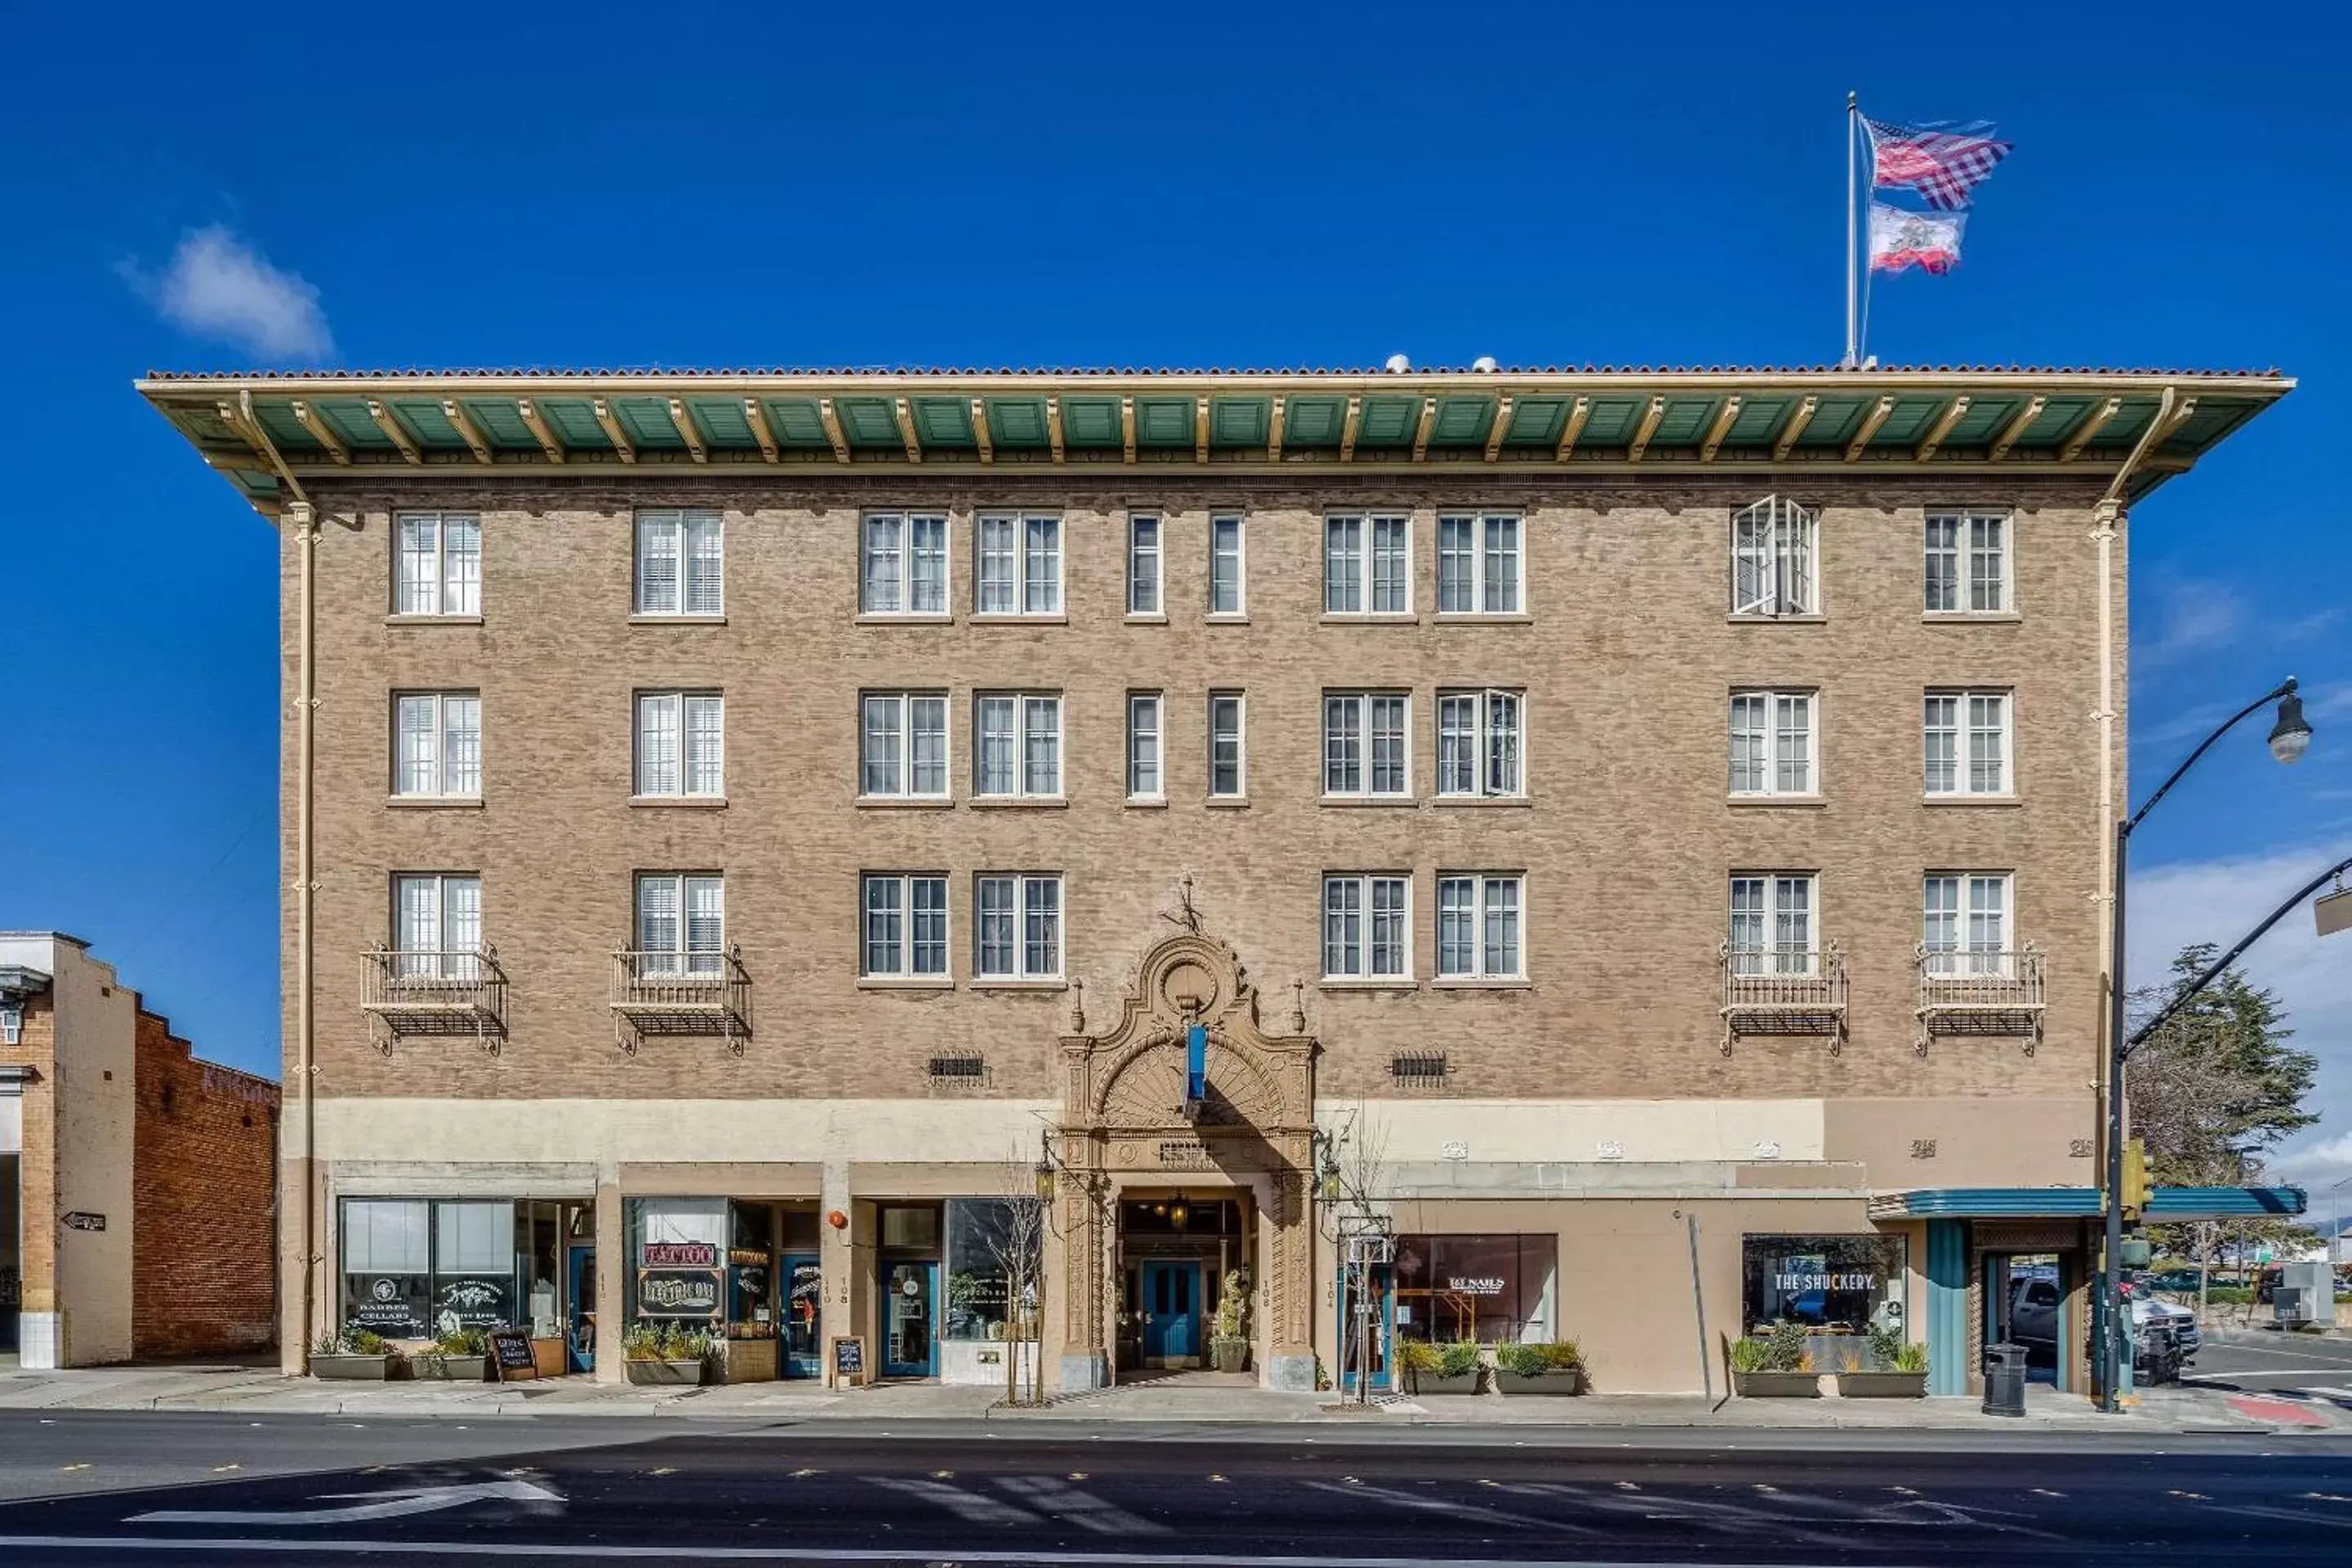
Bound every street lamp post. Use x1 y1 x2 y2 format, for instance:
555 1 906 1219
2097 677 2312 1412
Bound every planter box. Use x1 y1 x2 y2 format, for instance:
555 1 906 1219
416 1355 488 1382
1407 1371 1481 1396
626 1359 707 1387
1494 1368 1584 1396
1836 1370 1927 1399
312 1354 394 1381
1209 1339 1250 1375
1732 1370 1822 1398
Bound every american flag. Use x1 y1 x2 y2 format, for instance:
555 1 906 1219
1864 118 2012 211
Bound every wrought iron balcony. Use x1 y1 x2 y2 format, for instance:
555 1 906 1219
611 946 752 1054
1719 940 1846 1054
1915 942 2046 1054
361 945 507 1053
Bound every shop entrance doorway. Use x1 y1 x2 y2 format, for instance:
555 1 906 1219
1985 1252 2068 1386
1139 1261 1200 1363
881 1259 938 1379
781 1253 821 1379
565 1243 595 1374
1337 1263 1394 1393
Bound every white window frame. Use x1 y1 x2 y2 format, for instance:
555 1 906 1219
1727 689 1817 798
862 872 951 980
973 872 1062 981
392 691 481 799
1436 872 1524 980
1322 692 1413 800
1127 693 1163 801
860 693 950 800
1323 512 1412 617
1924 508 2011 615
1729 496 1818 617
393 511 481 617
1209 692 1246 799
634 691 724 800
1128 514 1163 617
1922 871 2014 978
1437 512 1521 615
1727 873 1817 976
1924 688 2013 797
634 872 725 977
973 693 1062 800
1208 514 1247 618
391 872 482 979
1437 688 1525 798
859 510 950 617
974 510 1062 617
1321 874 1412 982
634 508 724 617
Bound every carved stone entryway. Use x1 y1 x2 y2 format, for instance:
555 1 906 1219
1054 930 1317 1391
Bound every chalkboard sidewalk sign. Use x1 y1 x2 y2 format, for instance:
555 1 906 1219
829 1335 867 1388
488 1327 539 1382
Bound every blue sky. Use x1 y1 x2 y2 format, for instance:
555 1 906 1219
4 5 2346 1174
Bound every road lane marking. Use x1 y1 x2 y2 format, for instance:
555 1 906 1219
866 1477 1036 1528
2209 1503 2352 1530
996 1477 1170 1536
60 1465 90 1473
1299 1479 1581 1535
0 1541 1949 1565
131 1479 563 1527
2185 1369 2352 1381
2202 1342 2352 1361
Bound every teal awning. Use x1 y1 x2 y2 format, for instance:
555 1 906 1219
1869 1186 2305 1222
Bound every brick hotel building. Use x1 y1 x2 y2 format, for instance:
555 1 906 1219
141 364 2287 1395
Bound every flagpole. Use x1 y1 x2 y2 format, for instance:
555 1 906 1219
1844 91 1859 368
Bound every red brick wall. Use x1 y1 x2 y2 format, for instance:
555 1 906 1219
131 1009 279 1356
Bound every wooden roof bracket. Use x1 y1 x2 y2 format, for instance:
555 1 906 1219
742 399 781 463
892 397 923 464
1194 395 1210 464
1699 395 1742 462
1555 395 1592 461
1266 395 1285 462
1844 396 1896 461
816 398 852 464
2100 385 2180 507
591 399 637 464
1913 395 1970 461
970 398 995 464
514 399 566 463
2060 397 2124 462
1120 396 1137 464
442 399 495 464
1626 396 1666 461
666 398 709 463
1045 397 1065 463
1484 395 1515 462
1987 395 2045 461
288 400 350 465
1339 395 1362 462
224 390 307 506
1772 395 1819 461
368 399 425 465
1410 396 1438 461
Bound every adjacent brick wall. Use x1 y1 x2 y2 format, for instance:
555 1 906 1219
4 998 57 1314
131 1009 279 1356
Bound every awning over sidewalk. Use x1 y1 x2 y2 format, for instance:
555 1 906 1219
1869 1186 2306 1222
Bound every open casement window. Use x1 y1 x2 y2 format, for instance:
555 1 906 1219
862 873 949 978
860 693 948 798
393 873 481 980
393 692 480 797
1437 513 1521 614
1730 497 1818 617
860 512 948 616
1436 873 1522 979
1924 689 2012 795
1923 873 2013 977
394 512 480 617
1728 874 1815 976
636 873 724 977
1209 515 1246 616
975 512 1061 616
1209 693 1245 797
635 693 724 798
1128 514 1163 616
973 694 1062 799
635 509 724 616
1728 690 1815 796
1437 689 1523 797
1127 693 1163 800
1323 874 1410 980
1323 514 1409 615
974 873 1062 979
1924 510 2011 614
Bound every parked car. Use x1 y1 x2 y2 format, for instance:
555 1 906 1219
2004 1277 2198 1371
2140 1267 2205 1293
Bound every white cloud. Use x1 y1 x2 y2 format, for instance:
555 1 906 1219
2136 581 2246 669
121 226 334 362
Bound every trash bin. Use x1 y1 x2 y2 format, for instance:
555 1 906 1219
1982 1342 2027 1417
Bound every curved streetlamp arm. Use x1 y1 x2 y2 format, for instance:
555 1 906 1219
2125 679 2298 838
2123 850 2352 1060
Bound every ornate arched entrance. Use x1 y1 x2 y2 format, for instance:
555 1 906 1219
1053 929 1318 1391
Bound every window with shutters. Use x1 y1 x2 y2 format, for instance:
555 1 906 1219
1128 514 1163 617
1437 513 1521 615
1436 873 1522 980
1322 693 1412 799
394 512 481 617
862 873 950 979
1728 689 1817 798
1209 693 1246 799
1208 514 1246 617
634 692 724 800
1128 693 1163 800
1437 689 1523 798
1323 874 1411 981
975 511 1061 617
392 692 481 799
974 873 1062 980
859 693 949 800
1924 510 2011 614
1729 497 1818 617
860 511 949 617
635 508 724 617
1728 874 1816 976
973 693 1062 800
635 872 724 976
1324 513 1410 616
1924 689 2012 796
392 873 481 979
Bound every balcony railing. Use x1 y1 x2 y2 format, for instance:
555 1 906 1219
1915 942 2046 1054
361 945 507 1053
611 946 752 1054
1719 940 1846 1054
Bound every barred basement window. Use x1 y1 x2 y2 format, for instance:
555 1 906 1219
929 1054 987 1080
1390 1051 1449 1086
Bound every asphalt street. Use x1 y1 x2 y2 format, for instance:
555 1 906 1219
2180 1332 2352 1405
0 1412 2347 1566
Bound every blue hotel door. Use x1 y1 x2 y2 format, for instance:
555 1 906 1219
1338 1265 1394 1392
1139 1261 1201 1364
881 1260 938 1378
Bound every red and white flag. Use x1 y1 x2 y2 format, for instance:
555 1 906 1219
1864 118 2012 211
1869 203 1966 274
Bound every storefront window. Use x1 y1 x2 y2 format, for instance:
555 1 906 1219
518 1201 561 1339
341 1198 430 1338
626 1197 726 1324
1392 1234 1558 1344
431 1200 515 1333
880 1206 939 1250
944 1198 1040 1342
1740 1233 1908 1335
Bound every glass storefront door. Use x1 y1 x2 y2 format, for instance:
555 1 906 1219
881 1259 938 1378
1338 1263 1393 1392
782 1254 822 1378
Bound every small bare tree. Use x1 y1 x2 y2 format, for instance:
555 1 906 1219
987 1148 1049 1407
1318 1102 1393 1404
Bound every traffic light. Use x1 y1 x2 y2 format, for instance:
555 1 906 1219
2122 1138 2151 1220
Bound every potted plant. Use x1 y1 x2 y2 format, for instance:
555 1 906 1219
415 1326 490 1382
1729 1321 1820 1397
1494 1339 1584 1395
1838 1329 1928 1398
1207 1267 1251 1374
624 1321 711 1385
1401 1339 1483 1396
311 1326 400 1380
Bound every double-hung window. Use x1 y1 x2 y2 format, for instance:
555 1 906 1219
862 873 949 979
861 511 948 616
1923 872 2012 977
1924 689 2011 796
1437 512 1521 614
1437 873 1522 980
1730 497 1817 617
1323 693 1410 799
1924 510 2010 613
976 511 1061 616
635 508 724 617
392 873 481 979
394 511 480 617
1209 514 1245 616
1127 693 1163 800
860 693 949 799
1437 689 1523 798
1325 514 1410 615
975 693 1062 800
393 692 481 799
1323 874 1410 981
1727 874 1815 976
1728 689 1816 797
635 692 724 799
1209 693 1246 798
635 872 724 977
974 873 1062 980
1129 514 1163 616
